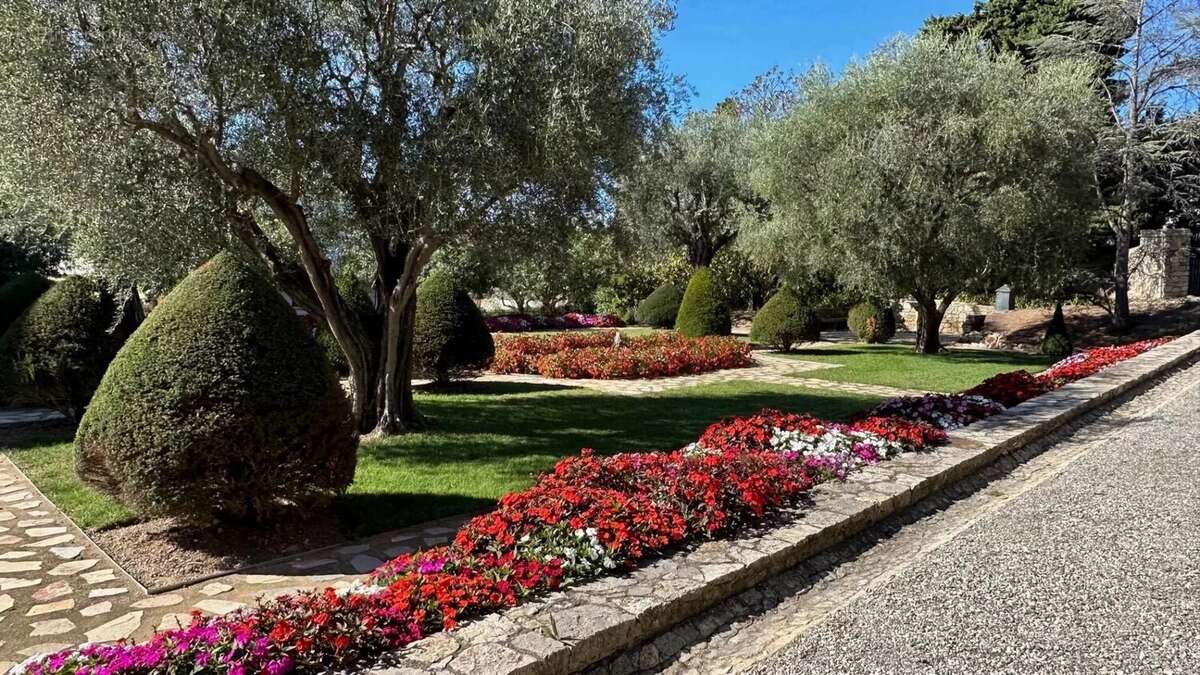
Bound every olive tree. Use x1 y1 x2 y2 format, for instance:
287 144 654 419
0 0 673 433
618 107 764 267
745 36 1102 353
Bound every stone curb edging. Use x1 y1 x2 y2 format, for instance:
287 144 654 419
370 330 1200 675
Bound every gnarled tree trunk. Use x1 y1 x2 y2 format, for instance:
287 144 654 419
914 294 953 355
372 239 433 435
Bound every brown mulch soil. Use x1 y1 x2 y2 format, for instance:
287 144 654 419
91 512 348 590
984 298 1200 348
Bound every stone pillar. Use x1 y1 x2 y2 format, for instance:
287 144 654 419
1129 228 1192 300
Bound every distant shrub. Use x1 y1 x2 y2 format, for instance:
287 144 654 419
1041 304 1073 358
1041 333 1073 359
750 288 819 351
675 267 731 337
0 273 50 336
847 301 896 344
413 271 494 383
0 276 116 419
75 253 357 523
635 282 685 328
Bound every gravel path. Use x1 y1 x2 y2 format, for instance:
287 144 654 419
751 364 1200 673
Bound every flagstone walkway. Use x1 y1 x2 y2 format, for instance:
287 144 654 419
0 456 465 671
476 353 928 399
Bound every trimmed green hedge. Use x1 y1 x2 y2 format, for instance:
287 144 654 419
0 273 50 336
750 288 819 351
635 282 684 328
0 276 115 418
675 267 731 337
847 301 896 344
75 252 357 523
413 271 494 383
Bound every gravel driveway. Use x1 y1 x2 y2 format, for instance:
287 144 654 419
751 366 1200 674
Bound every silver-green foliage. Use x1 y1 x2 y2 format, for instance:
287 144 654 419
744 36 1102 352
0 0 674 431
619 108 762 266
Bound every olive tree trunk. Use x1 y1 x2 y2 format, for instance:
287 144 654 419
914 294 954 355
372 242 433 435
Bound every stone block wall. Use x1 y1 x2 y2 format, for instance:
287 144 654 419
1129 228 1193 300
895 299 997 335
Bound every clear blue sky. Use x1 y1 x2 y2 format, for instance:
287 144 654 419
662 0 976 111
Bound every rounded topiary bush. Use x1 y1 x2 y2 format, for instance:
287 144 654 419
0 276 115 419
75 252 357 523
750 288 819 351
847 301 896 344
675 267 731 337
635 282 684 328
413 271 494 384
0 273 50 336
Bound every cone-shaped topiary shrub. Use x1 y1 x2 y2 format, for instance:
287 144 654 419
675 267 731 337
413 270 494 384
0 273 50 336
0 276 116 418
1041 302 1073 358
750 288 819 351
75 252 357 523
634 282 685 328
847 301 896 344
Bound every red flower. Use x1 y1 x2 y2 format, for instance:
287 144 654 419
267 620 294 643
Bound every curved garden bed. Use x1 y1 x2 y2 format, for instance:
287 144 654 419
491 331 754 379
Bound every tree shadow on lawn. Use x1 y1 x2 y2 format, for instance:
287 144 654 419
341 382 881 536
368 383 881 467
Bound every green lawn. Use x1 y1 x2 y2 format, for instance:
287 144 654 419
779 343 1051 393
4 430 135 529
3 380 880 537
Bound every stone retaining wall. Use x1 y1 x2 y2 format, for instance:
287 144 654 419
370 330 1200 675
894 299 997 336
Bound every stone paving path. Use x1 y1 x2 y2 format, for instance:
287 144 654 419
477 353 928 399
0 454 466 671
603 357 1200 675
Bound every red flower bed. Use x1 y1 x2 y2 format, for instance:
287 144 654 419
1039 337 1173 386
963 370 1053 408
23 408 944 675
870 338 1176 430
492 331 754 379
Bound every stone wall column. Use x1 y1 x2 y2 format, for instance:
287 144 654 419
1130 228 1192 300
